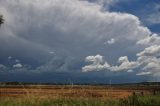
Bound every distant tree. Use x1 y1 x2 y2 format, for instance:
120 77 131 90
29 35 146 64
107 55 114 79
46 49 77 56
0 15 4 26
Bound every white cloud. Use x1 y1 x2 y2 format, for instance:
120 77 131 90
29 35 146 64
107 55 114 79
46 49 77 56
110 56 138 71
82 53 160 77
13 63 23 68
138 56 160 66
118 56 128 63
139 57 160 76
137 56 160 74
82 55 138 72
143 62 160 71
137 45 160 57
0 0 151 48
82 54 110 72
85 54 105 64
137 34 160 46
127 70 134 73
136 72 152 76
105 38 116 45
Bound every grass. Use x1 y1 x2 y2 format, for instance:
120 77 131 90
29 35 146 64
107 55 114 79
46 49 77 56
1 85 160 106
119 94 160 106
1 95 160 106
0 97 119 106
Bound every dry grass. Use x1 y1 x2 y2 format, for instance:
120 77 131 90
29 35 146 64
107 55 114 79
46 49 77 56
0 85 156 99
0 85 160 106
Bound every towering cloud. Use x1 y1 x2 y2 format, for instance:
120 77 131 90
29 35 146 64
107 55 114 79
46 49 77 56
0 0 159 82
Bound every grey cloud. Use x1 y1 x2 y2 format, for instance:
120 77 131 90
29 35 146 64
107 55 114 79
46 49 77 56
0 64 7 69
0 64 7 73
15 59 20 63
0 0 158 81
87 0 118 9
8 56 12 60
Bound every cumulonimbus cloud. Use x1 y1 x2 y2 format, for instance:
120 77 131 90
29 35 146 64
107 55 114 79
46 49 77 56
0 0 160 79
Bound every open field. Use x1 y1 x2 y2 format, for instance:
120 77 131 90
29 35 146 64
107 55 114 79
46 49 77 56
1 85 159 99
0 85 160 106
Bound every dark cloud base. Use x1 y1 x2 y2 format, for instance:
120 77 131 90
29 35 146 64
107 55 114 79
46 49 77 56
0 72 151 84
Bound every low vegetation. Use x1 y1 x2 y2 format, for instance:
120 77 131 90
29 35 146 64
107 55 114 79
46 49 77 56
0 85 160 106
119 94 160 106
1 94 160 106
0 98 118 106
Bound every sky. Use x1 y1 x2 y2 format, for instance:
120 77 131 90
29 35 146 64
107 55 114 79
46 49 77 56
0 0 160 83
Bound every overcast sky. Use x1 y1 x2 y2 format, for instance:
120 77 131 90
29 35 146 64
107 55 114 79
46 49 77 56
0 0 160 83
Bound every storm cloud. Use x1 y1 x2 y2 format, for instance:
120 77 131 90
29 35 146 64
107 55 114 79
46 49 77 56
0 0 160 83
